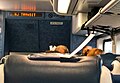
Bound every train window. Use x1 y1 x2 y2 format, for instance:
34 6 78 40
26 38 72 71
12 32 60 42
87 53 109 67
103 39 112 53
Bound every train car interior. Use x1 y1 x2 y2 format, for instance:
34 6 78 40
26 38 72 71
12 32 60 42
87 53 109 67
0 0 120 83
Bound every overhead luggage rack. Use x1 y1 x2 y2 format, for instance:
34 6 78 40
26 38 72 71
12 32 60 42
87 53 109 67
76 0 120 36
85 0 120 28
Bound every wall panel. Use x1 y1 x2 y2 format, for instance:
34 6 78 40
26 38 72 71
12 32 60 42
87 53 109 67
39 20 71 52
6 19 39 52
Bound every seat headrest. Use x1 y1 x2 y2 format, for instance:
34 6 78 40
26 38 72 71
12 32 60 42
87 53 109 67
4 54 101 83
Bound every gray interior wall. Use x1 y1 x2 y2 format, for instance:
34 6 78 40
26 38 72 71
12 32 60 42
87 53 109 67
97 34 120 54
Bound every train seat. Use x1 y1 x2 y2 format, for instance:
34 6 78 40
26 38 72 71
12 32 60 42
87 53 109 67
3 53 101 83
100 53 119 71
111 57 120 83
100 53 120 83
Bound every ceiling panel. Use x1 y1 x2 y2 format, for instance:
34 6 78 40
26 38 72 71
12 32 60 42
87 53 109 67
0 0 53 12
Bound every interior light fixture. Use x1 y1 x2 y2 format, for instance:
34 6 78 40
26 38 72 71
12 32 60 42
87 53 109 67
58 0 71 13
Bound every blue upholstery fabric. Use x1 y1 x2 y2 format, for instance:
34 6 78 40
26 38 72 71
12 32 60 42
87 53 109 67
111 74 120 83
100 53 119 71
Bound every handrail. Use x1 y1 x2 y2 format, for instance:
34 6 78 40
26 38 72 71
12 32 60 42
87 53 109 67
70 34 95 57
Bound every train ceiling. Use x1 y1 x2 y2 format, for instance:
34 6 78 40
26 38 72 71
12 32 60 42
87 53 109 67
0 0 53 12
